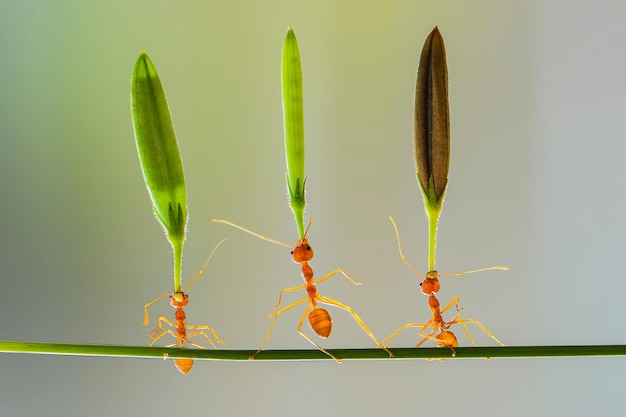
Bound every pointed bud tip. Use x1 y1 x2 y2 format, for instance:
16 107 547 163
133 51 155 80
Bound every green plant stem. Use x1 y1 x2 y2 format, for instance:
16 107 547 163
172 239 183 292
427 207 440 272
2 341 626 361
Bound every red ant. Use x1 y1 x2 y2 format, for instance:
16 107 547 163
382 217 506 354
213 218 392 361
143 240 225 374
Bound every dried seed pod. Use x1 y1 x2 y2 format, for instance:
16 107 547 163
414 26 450 207
413 27 450 271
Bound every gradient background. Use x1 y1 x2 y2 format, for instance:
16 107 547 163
1 1 625 416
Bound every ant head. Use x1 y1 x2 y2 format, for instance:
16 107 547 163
420 274 440 295
435 331 458 348
170 291 189 308
291 238 313 263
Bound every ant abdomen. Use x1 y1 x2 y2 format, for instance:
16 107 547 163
434 331 458 348
309 308 332 338
174 358 194 375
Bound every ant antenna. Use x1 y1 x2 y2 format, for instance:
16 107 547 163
300 218 313 242
212 219 293 248
182 238 227 291
389 216 424 280
438 266 509 278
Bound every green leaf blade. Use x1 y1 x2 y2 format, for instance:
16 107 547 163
282 27 306 238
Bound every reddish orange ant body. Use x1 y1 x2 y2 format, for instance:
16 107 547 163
143 240 225 374
382 217 506 353
213 218 392 361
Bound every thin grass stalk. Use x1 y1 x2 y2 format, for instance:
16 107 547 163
2 341 626 361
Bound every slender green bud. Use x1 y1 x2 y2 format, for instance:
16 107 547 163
282 26 306 239
130 51 187 291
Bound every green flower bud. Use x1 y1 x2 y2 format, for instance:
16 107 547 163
282 27 307 239
131 51 187 291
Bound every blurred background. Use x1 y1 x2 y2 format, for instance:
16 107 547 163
1 0 625 416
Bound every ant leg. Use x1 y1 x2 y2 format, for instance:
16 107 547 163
142 292 172 327
182 238 227 292
437 297 504 346
266 284 306 317
412 316 450 347
317 295 393 357
147 327 165 341
148 316 177 345
315 268 362 286
250 297 308 360
295 305 342 363
457 321 477 347
447 315 505 347
182 329 223 350
415 325 440 348
382 321 430 347
437 296 463 314
185 324 226 348
182 335 209 349
388 216 424 280
161 330 184 348
416 323 458 355
151 330 180 348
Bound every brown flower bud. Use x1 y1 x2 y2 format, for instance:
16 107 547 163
414 26 450 205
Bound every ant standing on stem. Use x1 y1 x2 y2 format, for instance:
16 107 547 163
381 27 508 355
382 217 506 354
213 218 392 362
143 240 226 374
